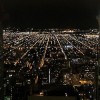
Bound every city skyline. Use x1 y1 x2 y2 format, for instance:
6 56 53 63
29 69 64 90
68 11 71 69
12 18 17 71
3 29 99 99
1 0 100 100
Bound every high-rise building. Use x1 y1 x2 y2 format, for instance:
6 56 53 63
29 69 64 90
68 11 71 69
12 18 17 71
0 23 4 100
96 15 100 100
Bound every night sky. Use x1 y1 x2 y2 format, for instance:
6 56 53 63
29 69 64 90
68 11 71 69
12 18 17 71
1 0 100 29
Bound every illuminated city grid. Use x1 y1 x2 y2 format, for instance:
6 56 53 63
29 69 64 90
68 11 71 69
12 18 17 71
3 29 99 100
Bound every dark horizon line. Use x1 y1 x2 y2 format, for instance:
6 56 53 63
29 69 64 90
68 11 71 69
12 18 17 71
3 26 98 31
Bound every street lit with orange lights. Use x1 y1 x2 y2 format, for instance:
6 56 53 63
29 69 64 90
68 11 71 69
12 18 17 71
3 29 99 100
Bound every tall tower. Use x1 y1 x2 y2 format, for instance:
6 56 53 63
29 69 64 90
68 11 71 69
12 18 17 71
96 15 100 100
0 4 7 100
